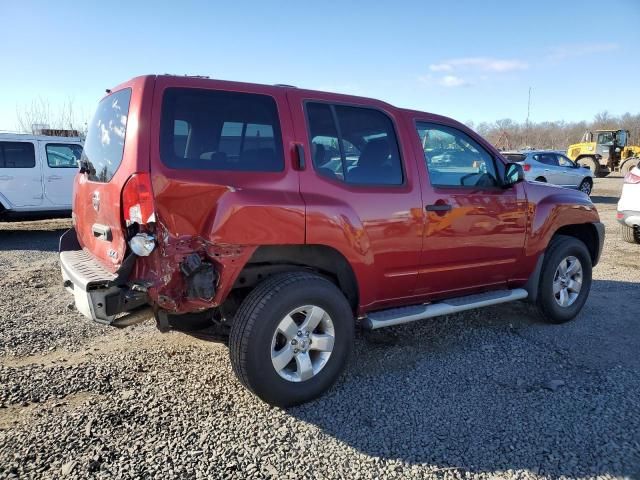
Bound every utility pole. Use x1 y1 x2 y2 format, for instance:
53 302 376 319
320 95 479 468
525 87 532 148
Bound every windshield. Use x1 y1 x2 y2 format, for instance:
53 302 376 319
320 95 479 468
81 88 132 182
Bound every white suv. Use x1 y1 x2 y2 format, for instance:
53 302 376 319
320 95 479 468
0 133 82 218
617 162 640 244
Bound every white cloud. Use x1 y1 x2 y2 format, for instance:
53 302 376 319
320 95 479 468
439 75 470 87
429 63 453 72
547 43 619 61
429 57 529 73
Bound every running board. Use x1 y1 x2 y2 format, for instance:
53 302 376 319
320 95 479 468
362 289 528 330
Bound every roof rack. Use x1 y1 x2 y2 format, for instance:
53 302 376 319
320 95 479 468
273 84 297 88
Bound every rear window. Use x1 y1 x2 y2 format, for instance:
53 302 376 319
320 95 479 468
0 142 36 168
160 88 284 172
81 88 132 182
503 153 526 163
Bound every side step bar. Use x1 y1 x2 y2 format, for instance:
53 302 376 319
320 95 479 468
362 288 528 330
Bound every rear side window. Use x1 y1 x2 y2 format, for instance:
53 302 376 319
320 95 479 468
533 153 559 166
0 142 36 168
81 88 132 182
160 88 284 172
306 102 403 186
46 143 83 168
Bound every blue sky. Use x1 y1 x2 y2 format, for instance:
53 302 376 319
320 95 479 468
1 0 639 131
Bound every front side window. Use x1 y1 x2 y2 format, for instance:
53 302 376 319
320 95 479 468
416 122 498 188
557 155 575 168
81 88 131 182
45 143 83 168
306 102 403 186
0 142 36 168
160 88 284 172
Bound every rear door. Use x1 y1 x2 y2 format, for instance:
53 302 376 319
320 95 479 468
40 141 82 206
286 89 424 310
0 140 42 208
533 153 563 184
73 76 154 271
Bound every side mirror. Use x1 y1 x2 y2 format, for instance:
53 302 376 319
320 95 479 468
504 162 524 187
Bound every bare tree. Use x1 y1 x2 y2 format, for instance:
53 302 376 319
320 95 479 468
15 97 88 137
473 111 640 151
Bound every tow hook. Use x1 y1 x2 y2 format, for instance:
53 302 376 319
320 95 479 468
180 253 217 300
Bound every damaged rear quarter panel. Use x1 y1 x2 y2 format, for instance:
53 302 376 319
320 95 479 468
135 173 305 313
139 77 302 313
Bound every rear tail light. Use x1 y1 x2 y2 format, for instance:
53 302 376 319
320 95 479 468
623 171 640 184
523 163 531 172
122 173 157 256
122 173 156 225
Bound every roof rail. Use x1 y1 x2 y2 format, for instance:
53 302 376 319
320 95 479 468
273 84 297 88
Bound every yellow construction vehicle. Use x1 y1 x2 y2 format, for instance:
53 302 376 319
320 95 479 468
567 129 640 177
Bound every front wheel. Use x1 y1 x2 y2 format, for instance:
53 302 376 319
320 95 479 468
535 235 592 324
229 272 354 407
578 178 593 195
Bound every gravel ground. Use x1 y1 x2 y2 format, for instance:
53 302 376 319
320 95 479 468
0 178 638 480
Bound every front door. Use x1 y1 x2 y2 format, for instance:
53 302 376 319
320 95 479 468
0 140 42 208
411 121 527 298
39 141 82 207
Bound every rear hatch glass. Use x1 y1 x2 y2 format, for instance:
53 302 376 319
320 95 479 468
503 153 526 163
81 89 132 182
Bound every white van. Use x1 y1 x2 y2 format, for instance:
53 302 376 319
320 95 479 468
0 133 82 217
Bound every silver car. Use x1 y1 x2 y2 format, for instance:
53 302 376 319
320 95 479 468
502 150 593 195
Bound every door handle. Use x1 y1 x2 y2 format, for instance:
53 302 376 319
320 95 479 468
47 175 62 181
544 169 550 172
425 204 452 212
0 175 13 181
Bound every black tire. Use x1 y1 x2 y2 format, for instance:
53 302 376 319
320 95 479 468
620 224 640 244
578 178 593 196
229 271 354 407
535 235 592 324
577 156 601 177
535 176 547 182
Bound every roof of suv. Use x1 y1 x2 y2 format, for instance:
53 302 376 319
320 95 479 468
114 74 456 123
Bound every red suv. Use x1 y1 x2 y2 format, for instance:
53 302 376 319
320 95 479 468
60 75 604 406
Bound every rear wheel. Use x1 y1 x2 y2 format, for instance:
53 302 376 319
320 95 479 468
578 178 592 195
534 176 547 182
620 158 639 176
620 224 640 244
535 235 592 324
229 271 354 407
577 156 601 177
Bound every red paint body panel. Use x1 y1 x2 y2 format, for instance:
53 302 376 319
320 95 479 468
71 75 601 316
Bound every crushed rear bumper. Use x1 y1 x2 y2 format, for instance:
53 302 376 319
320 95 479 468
59 228 148 324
